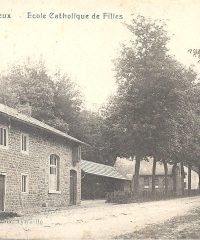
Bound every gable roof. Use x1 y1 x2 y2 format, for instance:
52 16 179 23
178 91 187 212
0 103 85 145
81 160 129 180
114 157 174 180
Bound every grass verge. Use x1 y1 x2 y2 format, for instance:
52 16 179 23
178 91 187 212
116 207 200 239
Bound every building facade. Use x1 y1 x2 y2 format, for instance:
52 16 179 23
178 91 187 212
0 103 84 213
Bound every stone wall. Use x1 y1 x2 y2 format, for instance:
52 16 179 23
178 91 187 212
0 115 81 213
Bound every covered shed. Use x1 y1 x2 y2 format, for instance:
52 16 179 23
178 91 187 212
81 160 130 200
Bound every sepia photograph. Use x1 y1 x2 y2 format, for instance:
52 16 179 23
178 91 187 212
0 0 200 239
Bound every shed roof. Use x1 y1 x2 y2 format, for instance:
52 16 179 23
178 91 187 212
0 103 85 145
114 157 174 180
81 160 129 180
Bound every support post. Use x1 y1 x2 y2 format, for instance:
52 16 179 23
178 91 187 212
188 163 191 196
152 156 157 196
163 159 168 196
198 165 200 194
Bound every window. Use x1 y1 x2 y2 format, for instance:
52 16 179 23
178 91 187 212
144 176 149 189
21 175 28 193
0 127 8 147
49 155 60 192
72 145 81 166
21 133 29 153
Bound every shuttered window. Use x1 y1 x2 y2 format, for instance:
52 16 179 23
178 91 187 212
49 155 60 192
21 175 28 193
0 127 8 147
21 134 29 153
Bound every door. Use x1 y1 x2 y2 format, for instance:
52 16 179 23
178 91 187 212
0 175 5 211
70 170 77 205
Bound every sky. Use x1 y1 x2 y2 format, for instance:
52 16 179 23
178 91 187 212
0 0 200 110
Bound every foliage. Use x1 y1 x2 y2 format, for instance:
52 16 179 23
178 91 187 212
102 15 200 194
188 48 200 63
105 15 198 164
0 59 83 134
53 71 83 134
77 109 115 165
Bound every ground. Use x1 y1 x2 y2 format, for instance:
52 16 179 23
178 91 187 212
0 196 200 239
117 207 200 239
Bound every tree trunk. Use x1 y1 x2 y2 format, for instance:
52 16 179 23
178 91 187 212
198 165 200 194
180 161 185 196
172 162 177 196
163 159 168 195
188 163 191 196
152 156 157 195
132 155 141 196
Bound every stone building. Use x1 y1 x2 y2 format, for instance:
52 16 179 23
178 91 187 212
0 103 84 213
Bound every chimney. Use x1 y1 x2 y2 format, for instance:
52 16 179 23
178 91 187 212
17 101 32 116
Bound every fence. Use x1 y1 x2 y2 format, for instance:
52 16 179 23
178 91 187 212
106 189 200 204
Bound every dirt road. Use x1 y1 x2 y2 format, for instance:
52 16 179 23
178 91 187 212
1 196 200 239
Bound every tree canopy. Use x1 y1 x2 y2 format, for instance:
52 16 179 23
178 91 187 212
0 60 83 134
103 16 198 164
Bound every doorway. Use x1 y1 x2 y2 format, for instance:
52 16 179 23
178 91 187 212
0 175 5 211
70 170 77 205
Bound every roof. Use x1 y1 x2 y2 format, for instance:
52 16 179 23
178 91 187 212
0 103 85 145
114 157 174 180
81 160 129 181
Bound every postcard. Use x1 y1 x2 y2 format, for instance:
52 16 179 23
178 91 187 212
0 0 200 239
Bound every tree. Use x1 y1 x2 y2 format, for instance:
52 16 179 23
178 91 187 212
53 71 83 134
0 60 55 121
180 161 185 195
76 109 108 164
163 159 168 195
188 50 200 192
0 60 83 134
106 15 197 195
